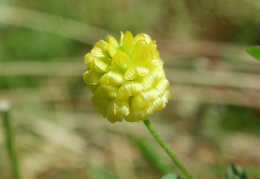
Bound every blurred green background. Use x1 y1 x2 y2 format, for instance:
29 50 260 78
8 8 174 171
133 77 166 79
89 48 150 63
0 0 260 179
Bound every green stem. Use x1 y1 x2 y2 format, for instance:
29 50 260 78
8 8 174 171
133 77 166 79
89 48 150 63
143 119 195 179
2 110 20 179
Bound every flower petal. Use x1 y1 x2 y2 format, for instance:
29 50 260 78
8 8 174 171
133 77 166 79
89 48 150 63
131 40 146 60
95 40 108 52
106 35 119 58
131 89 160 110
93 57 110 73
99 71 123 85
119 31 124 48
141 70 165 90
108 41 118 58
106 35 119 48
143 33 152 44
124 65 149 81
106 100 130 123
133 47 153 67
83 70 101 85
117 82 143 100
146 90 171 114
111 50 131 71
155 79 170 97
147 40 159 58
122 31 134 55
91 46 106 58
84 53 93 65
91 96 111 117
94 85 118 99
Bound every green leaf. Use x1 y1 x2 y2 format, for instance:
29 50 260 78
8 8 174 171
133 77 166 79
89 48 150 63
161 174 180 179
246 46 260 60
226 164 246 179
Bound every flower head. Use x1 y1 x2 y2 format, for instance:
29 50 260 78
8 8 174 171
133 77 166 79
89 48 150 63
83 31 171 123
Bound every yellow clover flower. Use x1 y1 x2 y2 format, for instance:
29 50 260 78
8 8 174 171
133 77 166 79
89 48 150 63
83 31 171 123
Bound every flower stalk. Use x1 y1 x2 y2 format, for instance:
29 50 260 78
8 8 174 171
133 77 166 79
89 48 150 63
1 102 20 179
143 119 195 179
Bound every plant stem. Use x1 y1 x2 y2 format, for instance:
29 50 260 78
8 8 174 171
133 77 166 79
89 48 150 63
143 119 195 179
2 109 20 179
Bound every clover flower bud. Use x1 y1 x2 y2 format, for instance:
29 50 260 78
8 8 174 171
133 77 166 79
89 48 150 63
83 31 171 123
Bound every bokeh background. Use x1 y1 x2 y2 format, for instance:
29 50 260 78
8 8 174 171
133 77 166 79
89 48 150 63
0 0 260 179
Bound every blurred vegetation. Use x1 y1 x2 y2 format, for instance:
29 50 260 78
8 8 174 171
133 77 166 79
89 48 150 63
0 0 260 179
